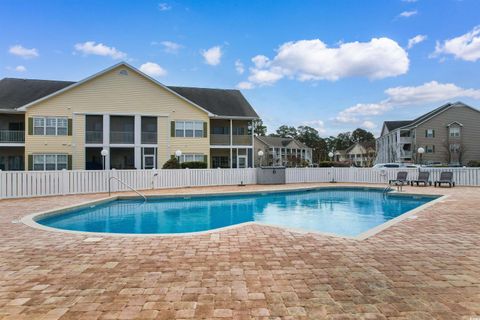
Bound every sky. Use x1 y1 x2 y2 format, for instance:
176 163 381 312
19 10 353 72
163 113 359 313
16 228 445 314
1 0 480 137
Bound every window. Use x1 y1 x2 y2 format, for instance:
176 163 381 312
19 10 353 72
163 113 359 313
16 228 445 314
33 117 68 136
425 145 435 153
212 156 229 168
232 127 246 135
179 154 204 163
450 144 460 153
175 121 185 137
32 154 68 171
33 118 45 135
175 121 204 138
449 127 460 137
185 121 194 137
425 129 435 138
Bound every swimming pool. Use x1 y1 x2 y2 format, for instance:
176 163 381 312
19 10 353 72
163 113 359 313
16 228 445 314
34 187 438 237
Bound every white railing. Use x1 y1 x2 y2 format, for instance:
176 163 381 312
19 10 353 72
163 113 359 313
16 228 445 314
0 167 478 199
0 130 25 143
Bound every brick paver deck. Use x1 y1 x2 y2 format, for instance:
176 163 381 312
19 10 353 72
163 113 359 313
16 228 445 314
0 183 479 319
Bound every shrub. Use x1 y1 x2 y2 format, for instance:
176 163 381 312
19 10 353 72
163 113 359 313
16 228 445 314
162 158 180 169
318 161 350 167
181 161 208 169
467 160 480 167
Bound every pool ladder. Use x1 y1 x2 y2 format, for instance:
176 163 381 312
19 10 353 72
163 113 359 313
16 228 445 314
108 176 147 201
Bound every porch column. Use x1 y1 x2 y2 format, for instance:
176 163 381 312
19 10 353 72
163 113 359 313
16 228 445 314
102 114 110 170
230 148 233 168
230 119 233 145
134 115 142 169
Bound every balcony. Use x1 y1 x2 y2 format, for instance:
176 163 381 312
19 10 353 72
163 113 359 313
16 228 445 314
141 132 157 144
0 130 25 143
210 134 230 145
110 131 134 144
232 135 252 146
85 131 103 144
399 137 412 144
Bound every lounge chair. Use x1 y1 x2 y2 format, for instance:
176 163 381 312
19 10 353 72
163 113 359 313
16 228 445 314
389 171 408 186
434 172 455 187
411 171 431 186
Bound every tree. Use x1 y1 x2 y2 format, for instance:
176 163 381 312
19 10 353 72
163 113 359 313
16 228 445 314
351 128 375 144
271 125 298 138
334 132 353 150
297 126 320 148
253 119 267 136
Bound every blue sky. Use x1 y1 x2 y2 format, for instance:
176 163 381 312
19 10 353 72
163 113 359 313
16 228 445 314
1 0 480 136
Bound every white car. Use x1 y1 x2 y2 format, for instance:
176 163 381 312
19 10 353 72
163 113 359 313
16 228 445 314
373 163 420 169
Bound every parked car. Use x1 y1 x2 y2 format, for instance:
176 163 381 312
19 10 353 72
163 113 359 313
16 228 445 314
373 163 420 169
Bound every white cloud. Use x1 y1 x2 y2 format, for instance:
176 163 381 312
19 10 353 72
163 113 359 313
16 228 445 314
398 10 418 18
303 120 326 134
335 81 480 123
433 25 480 62
201 46 222 66
158 3 171 11
235 60 244 74
159 41 182 54
15 65 26 72
139 62 167 77
407 34 427 49
236 81 254 90
9 45 39 59
242 38 409 86
362 120 376 129
74 41 126 59
386 81 480 104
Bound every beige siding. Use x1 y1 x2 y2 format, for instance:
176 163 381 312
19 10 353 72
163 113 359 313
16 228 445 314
25 65 210 170
415 106 480 164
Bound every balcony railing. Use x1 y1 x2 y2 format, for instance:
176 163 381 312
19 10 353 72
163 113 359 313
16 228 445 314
141 132 157 144
85 131 103 144
232 135 252 146
399 137 412 144
210 134 230 145
0 130 25 143
110 131 134 144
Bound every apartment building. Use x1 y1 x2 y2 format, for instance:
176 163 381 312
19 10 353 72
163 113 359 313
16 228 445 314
376 102 480 165
334 142 375 167
254 136 312 167
0 62 258 170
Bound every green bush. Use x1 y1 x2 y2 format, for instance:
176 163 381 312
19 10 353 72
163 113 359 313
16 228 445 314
181 161 208 169
318 161 350 167
162 158 180 169
467 160 480 167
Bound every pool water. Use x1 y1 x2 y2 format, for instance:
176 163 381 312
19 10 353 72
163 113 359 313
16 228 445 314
37 188 437 237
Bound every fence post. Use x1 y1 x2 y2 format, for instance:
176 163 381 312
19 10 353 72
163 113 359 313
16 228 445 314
61 169 68 195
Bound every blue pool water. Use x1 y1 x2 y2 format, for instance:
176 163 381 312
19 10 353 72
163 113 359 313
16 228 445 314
37 188 437 237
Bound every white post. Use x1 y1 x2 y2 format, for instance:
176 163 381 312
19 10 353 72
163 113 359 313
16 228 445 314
103 114 110 170
134 115 142 169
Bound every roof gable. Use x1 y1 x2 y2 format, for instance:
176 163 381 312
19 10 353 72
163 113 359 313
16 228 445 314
15 62 213 115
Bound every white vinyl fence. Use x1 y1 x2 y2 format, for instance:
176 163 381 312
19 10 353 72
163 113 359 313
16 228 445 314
0 167 478 199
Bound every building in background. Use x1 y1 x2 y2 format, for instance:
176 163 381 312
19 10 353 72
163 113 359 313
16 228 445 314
254 136 312 167
376 102 480 165
0 62 258 170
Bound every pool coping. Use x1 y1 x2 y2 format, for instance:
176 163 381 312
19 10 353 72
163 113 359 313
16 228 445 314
20 185 448 241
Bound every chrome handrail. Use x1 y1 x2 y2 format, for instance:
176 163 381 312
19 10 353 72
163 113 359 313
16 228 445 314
108 176 147 201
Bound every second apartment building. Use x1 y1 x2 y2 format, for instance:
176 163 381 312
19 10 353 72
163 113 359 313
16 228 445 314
0 62 258 170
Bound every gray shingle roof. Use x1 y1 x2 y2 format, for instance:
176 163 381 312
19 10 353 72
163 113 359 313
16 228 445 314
0 78 74 110
384 120 413 131
168 86 258 118
256 136 308 149
0 78 259 118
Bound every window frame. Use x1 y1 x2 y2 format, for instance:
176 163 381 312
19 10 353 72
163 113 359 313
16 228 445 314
449 127 461 137
425 129 435 138
32 154 68 171
33 116 68 136
174 120 204 138
179 153 205 163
